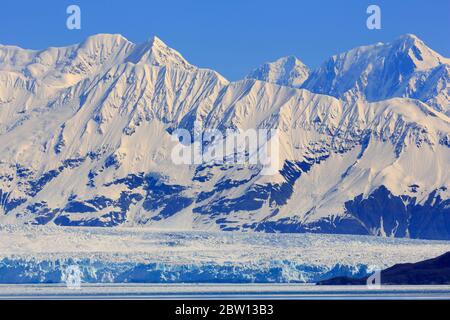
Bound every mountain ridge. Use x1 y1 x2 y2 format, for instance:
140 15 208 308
0 33 449 239
246 34 449 115
246 55 309 87
302 33 450 115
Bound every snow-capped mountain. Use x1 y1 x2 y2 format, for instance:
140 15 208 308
0 34 449 239
302 34 450 116
246 56 310 87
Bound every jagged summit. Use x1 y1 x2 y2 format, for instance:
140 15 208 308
394 33 431 48
395 33 422 44
0 34 198 77
149 35 166 46
76 33 196 71
302 34 450 115
80 33 131 44
126 35 195 70
246 55 309 87
389 33 449 68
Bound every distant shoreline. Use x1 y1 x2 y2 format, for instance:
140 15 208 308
318 252 450 286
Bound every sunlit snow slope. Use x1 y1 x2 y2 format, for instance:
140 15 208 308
0 34 449 239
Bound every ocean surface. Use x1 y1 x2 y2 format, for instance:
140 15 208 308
1 284 450 299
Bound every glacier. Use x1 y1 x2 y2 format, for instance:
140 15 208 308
1 226 449 284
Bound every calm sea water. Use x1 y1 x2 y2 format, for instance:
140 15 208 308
1 284 450 299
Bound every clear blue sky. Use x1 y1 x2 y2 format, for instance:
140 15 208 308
1 0 449 80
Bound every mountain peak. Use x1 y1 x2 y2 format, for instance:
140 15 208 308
79 33 132 51
78 34 196 70
126 35 195 70
391 33 426 51
397 33 421 42
246 55 309 87
277 55 302 63
149 35 167 47
390 33 449 67
83 33 130 42
394 33 431 47
302 34 450 115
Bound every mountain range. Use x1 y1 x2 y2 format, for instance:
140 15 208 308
0 34 449 239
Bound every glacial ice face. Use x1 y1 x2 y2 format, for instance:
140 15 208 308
1 226 449 283
0 257 372 284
